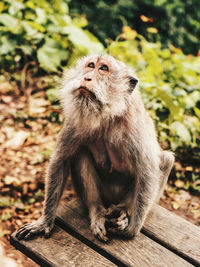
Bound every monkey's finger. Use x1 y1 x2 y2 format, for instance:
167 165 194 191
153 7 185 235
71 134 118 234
16 224 31 235
92 222 108 242
118 211 128 221
24 228 43 240
17 228 32 240
24 231 37 240
16 225 33 238
96 232 109 243
44 227 52 238
24 232 33 240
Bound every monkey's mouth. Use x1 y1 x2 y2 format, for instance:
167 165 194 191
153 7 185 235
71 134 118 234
75 86 102 110
76 86 96 99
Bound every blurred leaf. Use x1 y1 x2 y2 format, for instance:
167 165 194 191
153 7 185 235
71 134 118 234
35 7 47 24
1 211 13 221
4 176 21 187
121 26 137 40
172 201 180 210
4 131 29 149
0 36 16 54
46 88 59 102
37 40 68 72
194 107 200 119
147 27 158 33
156 89 182 121
174 179 185 188
171 121 191 144
191 209 200 219
61 25 104 53
0 197 14 207
0 13 18 27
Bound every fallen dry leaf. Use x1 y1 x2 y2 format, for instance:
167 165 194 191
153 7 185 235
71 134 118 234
172 201 180 210
3 131 29 149
4 176 21 187
174 179 185 188
28 106 46 115
1 96 12 104
0 82 13 94
185 166 193 172
191 209 200 219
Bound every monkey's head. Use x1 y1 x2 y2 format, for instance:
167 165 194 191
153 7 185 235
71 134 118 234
61 55 138 123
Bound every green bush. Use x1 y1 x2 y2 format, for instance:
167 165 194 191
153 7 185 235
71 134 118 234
69 0 200 55
0 0 103 73
0 1 199 191
107 29 200 161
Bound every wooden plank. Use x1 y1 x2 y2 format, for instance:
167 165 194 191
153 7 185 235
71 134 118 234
143 204 200 266
56 200 194 267
11 225 116 267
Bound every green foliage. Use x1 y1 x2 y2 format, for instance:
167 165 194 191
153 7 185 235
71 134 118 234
0 0 103 72
69 0 200 55
0 196 14 207
0 1 199 190
107 34 200 161
1 211 13 221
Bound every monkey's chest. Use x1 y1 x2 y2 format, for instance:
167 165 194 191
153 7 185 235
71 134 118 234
88 141 132 174
88 141 133 205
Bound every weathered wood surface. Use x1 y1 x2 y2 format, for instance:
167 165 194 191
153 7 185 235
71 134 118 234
11 224 116 267
144 205 200 266
11 199 199 267
56 200 195 267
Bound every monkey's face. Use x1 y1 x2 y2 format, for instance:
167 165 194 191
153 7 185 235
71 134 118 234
61 55 138 120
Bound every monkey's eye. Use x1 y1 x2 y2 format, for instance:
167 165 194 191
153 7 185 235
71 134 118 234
87 62 95 68
100 65 109 71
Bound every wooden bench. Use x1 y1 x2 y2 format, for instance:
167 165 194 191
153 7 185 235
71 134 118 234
11 200 200 267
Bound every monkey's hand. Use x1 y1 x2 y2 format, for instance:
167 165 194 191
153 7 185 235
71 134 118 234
90 207 108 242
106 205 129 234
16 216 54 240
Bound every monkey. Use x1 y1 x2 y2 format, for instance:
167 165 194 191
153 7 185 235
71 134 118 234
16 55 174 242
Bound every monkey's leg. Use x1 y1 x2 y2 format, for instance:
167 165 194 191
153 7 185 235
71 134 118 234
71 148 108 242
107 170 160 238
156 151 175 202
120 152 174 238
16 126 78 240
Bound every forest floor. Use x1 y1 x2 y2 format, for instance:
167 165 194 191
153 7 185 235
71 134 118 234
0 78 199 266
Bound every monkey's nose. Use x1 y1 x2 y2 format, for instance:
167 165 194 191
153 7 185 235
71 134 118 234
84 77 92 81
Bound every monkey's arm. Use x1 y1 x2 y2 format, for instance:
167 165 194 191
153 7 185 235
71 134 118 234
108 149 174 238
71 148 109 242
107 140 161 238
124 150 174 237
16 125 79 240
124 167 158 238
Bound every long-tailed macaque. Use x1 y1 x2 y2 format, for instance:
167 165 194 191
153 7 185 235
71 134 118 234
16 55 174 242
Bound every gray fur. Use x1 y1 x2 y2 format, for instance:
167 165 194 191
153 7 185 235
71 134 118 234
16 55 174 242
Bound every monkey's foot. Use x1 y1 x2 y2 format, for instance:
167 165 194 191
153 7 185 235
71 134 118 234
90 216 108 242
106 205 129 234
113 210 129 231
16 217 54 240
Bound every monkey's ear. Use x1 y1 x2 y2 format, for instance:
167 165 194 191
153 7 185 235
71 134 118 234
128 77 138 93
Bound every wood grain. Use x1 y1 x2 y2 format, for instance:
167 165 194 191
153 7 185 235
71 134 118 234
11 225 116 267
56 200 194 267
143 204 200 266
